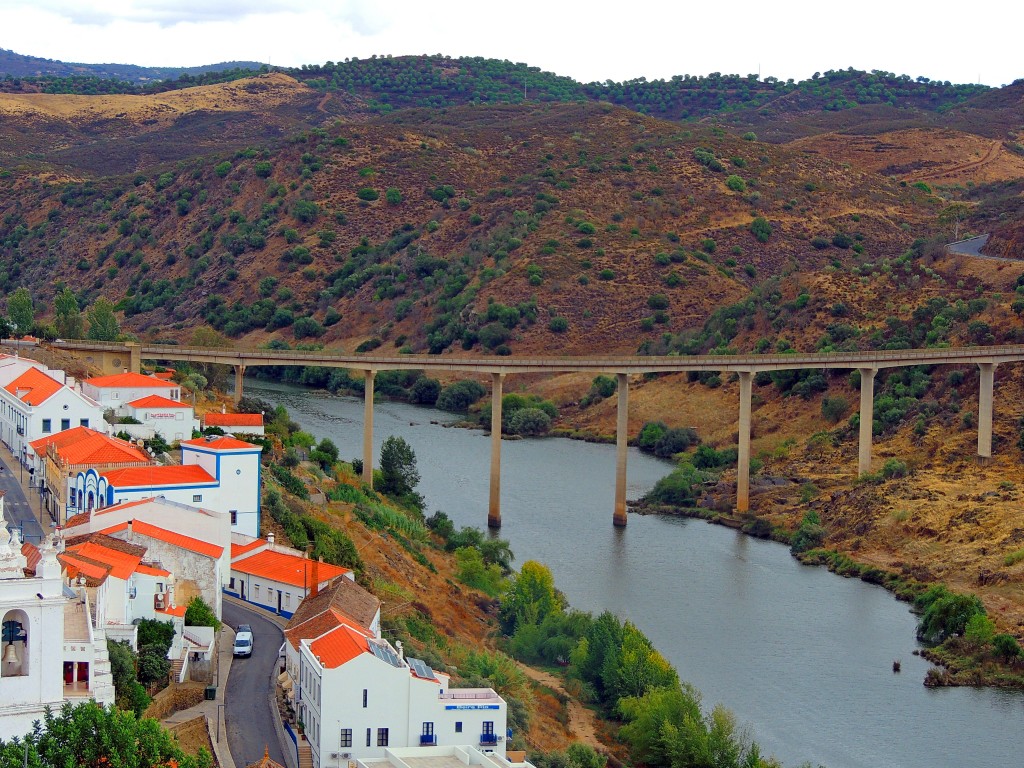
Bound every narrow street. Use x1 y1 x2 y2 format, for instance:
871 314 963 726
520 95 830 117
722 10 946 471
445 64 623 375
0 440 46 543
222 601 289 768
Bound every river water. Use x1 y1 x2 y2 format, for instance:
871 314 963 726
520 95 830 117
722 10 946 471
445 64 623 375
247 380 1022 768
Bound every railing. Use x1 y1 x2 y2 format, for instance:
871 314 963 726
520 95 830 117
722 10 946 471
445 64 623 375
440 689 499 699
419 735 437 746
480 734 498 746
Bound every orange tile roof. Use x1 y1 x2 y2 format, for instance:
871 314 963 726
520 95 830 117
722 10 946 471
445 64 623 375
130 519 223 559
232 550 350 588
65 540 144 580
64 511 91 528
56 432 152 467
231 539 266 559
156 604 186 617
84 372 175 389
30 425 95 455
92 498 157 518
58 552 112 582
181 436 261 451
308 623 370 669
21 542 40 574
151 370 176 381
102 464 215 488
127 394 187 409
5 367 63 406
204 413 263 427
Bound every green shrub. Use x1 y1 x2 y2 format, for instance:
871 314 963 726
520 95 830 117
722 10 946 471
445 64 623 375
742 131 757 141
548 316 568 333
357 187 380 201
506 407 552 436
643 464 707 506
214 162 232 178
790 510 826 553
821 396 849 423
915 585 986 644
437 379 487 412
725 175 747 192
598 268 615 280
750 216 772 243
385 187 402 205
993 633 1022 660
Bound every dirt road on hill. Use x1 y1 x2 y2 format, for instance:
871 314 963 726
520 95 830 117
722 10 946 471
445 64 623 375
516 662 602 749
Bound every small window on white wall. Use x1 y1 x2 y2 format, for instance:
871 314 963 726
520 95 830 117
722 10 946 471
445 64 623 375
254 585 260 599
193 494 202 502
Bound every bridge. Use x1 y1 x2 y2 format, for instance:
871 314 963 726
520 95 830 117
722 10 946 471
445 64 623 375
55 340 1024 528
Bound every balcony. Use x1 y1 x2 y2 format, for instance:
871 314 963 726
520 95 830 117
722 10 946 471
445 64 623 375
480 734 498 747
419 735 437 746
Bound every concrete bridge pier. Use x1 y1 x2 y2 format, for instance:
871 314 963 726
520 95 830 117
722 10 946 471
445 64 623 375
127 342 141 374
233 365 246 404
736 371 753 513
487 373 505 529
977 362 997 463
858 367 877 476
614 373 629 527
362 369 376 487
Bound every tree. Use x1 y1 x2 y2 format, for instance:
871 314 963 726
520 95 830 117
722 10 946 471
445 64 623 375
501 560 562 633
86 297 121 341
379 435 420 498
410 377 441 405
54 287 84 339
184 595 221 630
749 216 772 243
938 202 972 240
0 701 212 768
107 639 150 716
7 287 33 336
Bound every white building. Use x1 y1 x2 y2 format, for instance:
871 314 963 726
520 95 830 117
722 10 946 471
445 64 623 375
203 410 265 437
226 534 352 618
119 394 199 443
0 507 114 741
81 372 180 417
65 435 263 538
61 497 230 620
297 626 508 764
282 577 508 767
0 366 105 472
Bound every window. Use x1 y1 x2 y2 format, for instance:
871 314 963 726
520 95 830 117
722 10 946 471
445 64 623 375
42 419 51 433
376 728 389 747
254 585 260 599
422 723 434 736
60 419 70 431
80 419 89 428
483 721 494 735
285 593 291 608
365 729 371 747
230 510 238 525
362 689 367 708
192 494 202 502
339 729 352 748
455 722 462 733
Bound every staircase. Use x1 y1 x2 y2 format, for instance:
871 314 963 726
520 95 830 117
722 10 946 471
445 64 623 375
297 742 313 768
170 647 187 683
88 640 116 707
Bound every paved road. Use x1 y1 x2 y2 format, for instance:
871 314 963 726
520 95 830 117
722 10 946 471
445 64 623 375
222 601 288 768
0 449 45 543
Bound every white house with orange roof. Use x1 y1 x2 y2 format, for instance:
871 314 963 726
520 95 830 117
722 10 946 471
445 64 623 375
60 497 231 620
296 620 509 765
120 394 199 443
203 409 265 437
0 366 105 474
226 533 352 618
31 427 153 525
179 435 262 536
81 372 180 417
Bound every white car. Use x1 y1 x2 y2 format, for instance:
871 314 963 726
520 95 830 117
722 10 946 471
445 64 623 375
233 624 254 657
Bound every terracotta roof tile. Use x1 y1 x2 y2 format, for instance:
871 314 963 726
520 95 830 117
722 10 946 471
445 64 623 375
130 519 223 559
231 551 349 588
4 367 63 406
31 427 151 466
21 541 40 574
83 372 175 389
127 394 188 409
204 413 264 427
156 604 186 617
231 539 266 559
102 464 215 489
308 623 370 669
135 563 171 577
181 436 262 451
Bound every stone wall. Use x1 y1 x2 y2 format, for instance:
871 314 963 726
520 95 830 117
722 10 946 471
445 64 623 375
143 681 205 721
168 716 217 765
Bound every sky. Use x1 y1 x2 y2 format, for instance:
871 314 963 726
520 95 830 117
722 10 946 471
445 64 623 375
2 0 1020 87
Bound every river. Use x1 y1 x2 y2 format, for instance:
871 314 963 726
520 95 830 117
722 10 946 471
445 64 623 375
246 379 1022 768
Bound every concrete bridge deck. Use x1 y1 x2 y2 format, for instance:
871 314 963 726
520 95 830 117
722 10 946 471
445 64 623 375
53 341 1023 528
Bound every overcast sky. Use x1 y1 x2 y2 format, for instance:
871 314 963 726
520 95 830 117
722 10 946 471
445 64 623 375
2 0 1020 87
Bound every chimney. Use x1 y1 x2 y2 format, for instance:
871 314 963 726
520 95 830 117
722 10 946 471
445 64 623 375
395 640 404 661
267 532 275 547
222 404 226 414
310 557 320 598
123 368 128 374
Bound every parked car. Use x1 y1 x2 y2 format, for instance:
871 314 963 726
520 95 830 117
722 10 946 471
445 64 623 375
233 624 254 657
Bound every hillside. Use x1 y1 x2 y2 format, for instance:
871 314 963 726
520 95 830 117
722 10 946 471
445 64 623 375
0 48 263 84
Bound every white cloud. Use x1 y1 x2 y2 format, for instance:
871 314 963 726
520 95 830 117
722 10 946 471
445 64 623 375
0 0 1019 86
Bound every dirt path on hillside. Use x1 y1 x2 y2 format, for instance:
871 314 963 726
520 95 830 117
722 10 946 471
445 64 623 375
915 140 1001 181
516 662 602 749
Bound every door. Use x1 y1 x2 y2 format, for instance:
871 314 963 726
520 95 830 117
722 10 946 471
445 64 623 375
277 590 282 613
